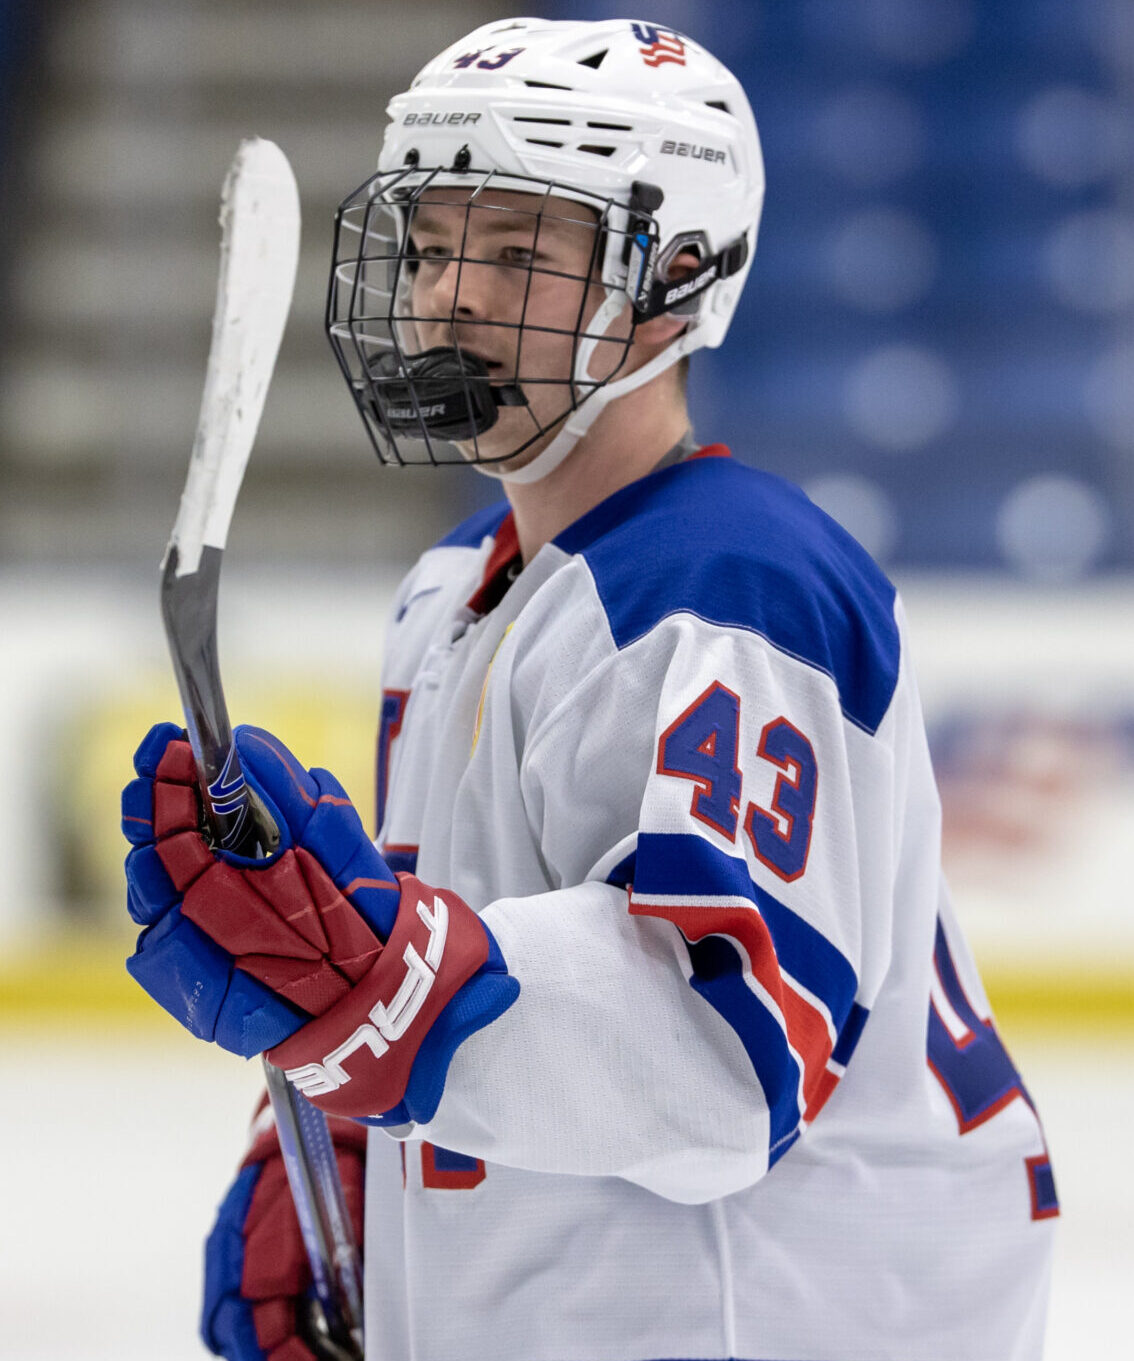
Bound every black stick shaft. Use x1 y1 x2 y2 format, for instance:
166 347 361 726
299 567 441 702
161 545 256 854
160 543 364 1360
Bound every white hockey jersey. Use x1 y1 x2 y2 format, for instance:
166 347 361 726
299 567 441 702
363 447 1056 1361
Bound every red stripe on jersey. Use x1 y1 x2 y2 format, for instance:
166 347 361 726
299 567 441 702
466 512 521 616
632 897 836 1119
803 1066 841 1123
777 979 838 1118
420 1141 486 1190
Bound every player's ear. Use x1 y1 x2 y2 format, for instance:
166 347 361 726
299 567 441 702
634 250 702 349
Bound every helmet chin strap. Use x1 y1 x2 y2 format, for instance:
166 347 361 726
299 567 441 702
475 290 697 486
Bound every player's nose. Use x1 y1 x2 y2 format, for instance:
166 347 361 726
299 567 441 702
427 256 496 320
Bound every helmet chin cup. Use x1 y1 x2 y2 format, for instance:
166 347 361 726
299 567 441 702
364 347 528 442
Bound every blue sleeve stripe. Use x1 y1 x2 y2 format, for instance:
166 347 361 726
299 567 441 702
629 831 870 1159
604 850 637 890
686 933 807 1161
831 1000 870 1067
634 832 858 1027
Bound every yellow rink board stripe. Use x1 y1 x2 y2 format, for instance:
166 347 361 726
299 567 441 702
1 937 1132 1036
0 939 157 1027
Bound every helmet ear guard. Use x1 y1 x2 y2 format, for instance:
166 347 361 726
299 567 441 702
629 235 750 322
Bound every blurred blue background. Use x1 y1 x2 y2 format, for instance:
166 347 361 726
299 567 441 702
1 0 1130 579
549 0 1134 576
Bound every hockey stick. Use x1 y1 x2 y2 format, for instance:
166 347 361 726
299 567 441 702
160 138 364 1361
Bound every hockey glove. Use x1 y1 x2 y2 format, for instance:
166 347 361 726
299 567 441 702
122 722 518 1123
202 1096 366 1361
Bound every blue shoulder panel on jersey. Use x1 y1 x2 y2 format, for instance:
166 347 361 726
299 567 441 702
435 499 511 550
555 457 900 734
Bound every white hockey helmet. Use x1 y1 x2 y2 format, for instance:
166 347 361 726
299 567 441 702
327 16 765 482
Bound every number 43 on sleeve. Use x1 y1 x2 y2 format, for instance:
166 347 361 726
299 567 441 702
657 681 818 882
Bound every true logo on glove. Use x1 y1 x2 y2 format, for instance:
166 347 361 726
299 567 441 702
125 723 515 1122
285 895 448 1098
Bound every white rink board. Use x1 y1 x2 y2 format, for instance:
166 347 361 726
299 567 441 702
898 577 1134 974
2 569 1132 970
0 568 396 938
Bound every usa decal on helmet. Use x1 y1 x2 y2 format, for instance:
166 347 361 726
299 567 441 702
630 23 686 69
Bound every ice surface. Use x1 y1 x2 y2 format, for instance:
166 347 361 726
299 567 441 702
0 1025 1127 1358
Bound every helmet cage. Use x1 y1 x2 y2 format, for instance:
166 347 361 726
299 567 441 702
326 162 666 468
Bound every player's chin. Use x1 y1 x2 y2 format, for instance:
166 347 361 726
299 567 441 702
457 395 571 471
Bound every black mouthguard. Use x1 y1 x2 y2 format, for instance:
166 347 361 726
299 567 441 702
366 347 528 441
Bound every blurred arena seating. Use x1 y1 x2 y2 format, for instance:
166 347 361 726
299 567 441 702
0 0 515 569
552 0 1134 576
1 1 1130 576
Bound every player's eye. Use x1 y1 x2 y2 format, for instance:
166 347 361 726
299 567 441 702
406 234 453 265
499 244 538 267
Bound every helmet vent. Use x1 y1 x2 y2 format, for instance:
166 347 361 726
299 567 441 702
577 50 608 69
705 100 733 115
578 144 616 158
524 79 572 90
526 138 565 148
514 116 573 126
587 120 632 131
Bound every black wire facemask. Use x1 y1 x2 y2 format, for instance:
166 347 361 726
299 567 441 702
325 163 659 469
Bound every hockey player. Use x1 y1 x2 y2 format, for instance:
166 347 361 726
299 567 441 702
121 18 1057 1361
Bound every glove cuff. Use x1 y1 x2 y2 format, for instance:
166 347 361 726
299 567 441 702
266 875 496 1119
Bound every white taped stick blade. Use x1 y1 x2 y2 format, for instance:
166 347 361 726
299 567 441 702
167 138 301 575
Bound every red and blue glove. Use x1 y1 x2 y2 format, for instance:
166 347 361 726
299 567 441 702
122 722 518 1123
202 1096 366 1361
